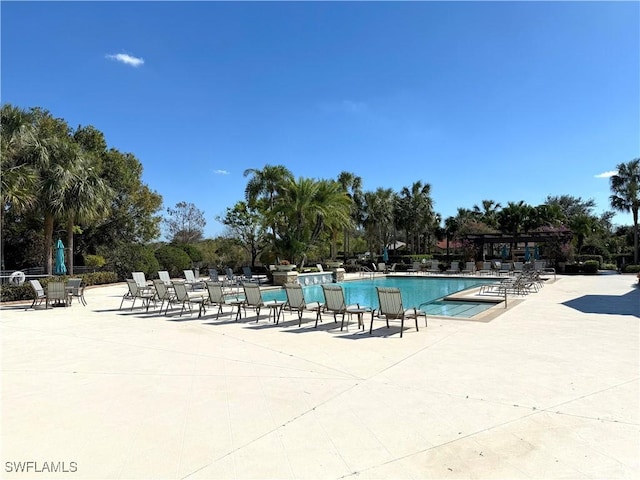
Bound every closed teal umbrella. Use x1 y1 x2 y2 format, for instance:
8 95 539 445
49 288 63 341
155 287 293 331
54 239 67 275
524 246 531 262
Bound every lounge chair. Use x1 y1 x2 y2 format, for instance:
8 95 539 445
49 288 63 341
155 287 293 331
377 262 387 273
316 264 324 272
462 261 476 275
513 262 524 274
427 260 440 275
498 262 512 276
203 281 244 319
477 261 492 276
120 279 156 311
66 278 87 306
283 283 323 327
371 287 426 338
170 281 208 317
446 262 460 274
321 284 369 331
242 266 267 285
152 279 176 314
237 282 284 323
407 262 421 274
183 269 204 290
158 270 172 286
27 279 47 309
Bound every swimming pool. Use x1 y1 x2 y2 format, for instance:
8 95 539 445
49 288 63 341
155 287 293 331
262 277 498 316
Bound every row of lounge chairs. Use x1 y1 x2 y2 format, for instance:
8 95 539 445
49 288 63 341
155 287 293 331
119 276 427 338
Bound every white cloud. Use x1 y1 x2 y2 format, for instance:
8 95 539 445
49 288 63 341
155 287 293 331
594 170 617 178
106 53 144 67
213 169 230 175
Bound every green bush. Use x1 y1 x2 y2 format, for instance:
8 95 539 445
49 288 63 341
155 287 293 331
154 245 192 277
84 254 107 268
582 260 599 274
623 264 640 274
575 255 603 267
107 244 160 281
601 263 617 270
179 243 203 263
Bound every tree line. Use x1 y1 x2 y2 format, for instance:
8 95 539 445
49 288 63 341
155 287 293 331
2 103 638 276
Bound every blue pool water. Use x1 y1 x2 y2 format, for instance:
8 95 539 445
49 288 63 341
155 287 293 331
262 277 498 316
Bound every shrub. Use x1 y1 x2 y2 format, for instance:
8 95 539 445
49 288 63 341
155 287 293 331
154 245 192 277
601 263 617 270
84 254 107 268
582 260 599 274
107 244 160 281
179 243 203 263
623 264 640 274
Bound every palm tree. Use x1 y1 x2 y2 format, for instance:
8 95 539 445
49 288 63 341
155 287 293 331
243 165 293 249
63 153 113 275
362 188 396 260
337 171 363 260
273 177 351 265
472 199 502 229
0 104 40 269
610 159 640 264
398 181 434 254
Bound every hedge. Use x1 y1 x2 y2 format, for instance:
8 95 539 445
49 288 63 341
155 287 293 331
0 271 118 303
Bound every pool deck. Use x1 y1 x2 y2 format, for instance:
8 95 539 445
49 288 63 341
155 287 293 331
1 273 638 479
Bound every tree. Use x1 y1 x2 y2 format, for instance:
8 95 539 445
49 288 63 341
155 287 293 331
0 104 40 269
164 201 206 244
610 159 640 264
218 201 267 267
472 200 502 229
337 171 363 260
273 177 351 265
243 164 294 248
362 188 396 260
397 181 434 254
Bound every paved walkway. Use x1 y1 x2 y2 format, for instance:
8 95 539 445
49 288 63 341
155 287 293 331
1 274 638 479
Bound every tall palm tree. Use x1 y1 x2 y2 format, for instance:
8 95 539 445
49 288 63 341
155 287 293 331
243 164 293 249
362 188 396 260
337 171 363 260
610 159 640 264
398 181 434 254
0 104 40 269
472 199 502 229
273 177 351 265
63 152 113 275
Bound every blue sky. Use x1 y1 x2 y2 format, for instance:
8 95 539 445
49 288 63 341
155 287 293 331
2 1 638 238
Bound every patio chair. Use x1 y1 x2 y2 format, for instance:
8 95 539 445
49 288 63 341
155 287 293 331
513 262 524 274
120 279 156 311
377 262 387 273
209 268 221 282
152 279 176 314
237 282 284 323
66 278 87 306
225 267 240 288
170 281 208 318
183 269 204 290
407 262 421 274
446 262 460 274
158 270 172 286
27 279 47 309
203 281 244 319
498 262 513 276
242 266 266 285
283 283 323 327
321 284 369 331
47 281 70 308
371 287 426 338
477 261 492 276
462 261 476 275
427 260 440 275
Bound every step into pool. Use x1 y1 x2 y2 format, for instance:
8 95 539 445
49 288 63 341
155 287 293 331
420 300 496 318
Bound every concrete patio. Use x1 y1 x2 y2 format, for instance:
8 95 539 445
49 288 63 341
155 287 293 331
1 273 638 479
